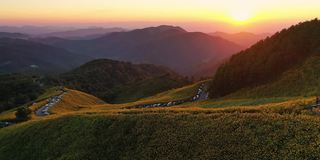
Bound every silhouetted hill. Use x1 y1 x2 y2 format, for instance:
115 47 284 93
210 32 270 48
192 58 228 79
40 25 242 75
60 59 189 103
209 19 320 97
0 38 91 74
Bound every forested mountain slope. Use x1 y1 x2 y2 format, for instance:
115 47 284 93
210 19 320 97
60 59 189 103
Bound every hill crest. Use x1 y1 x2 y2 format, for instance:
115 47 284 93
60 59 189 103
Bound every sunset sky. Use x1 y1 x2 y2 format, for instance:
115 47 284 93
1 0 319 33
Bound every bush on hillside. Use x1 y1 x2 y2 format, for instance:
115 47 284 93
15 107 31 121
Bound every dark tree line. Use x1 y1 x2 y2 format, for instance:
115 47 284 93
59 59 190 103
210 19 320 97
0 74 44 113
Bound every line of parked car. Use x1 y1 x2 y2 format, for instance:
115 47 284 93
128 83 207 109
36 92 65 116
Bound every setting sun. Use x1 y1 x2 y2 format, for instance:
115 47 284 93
230 10 253 24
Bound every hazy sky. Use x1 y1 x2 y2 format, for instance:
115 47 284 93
0 0 319 33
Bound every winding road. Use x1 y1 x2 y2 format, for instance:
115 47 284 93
35 92 66 116
34 83 208 114
128 83 209 109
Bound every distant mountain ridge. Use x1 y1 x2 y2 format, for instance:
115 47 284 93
39 27 126 40
209 19 320 98
0 32 29 39
0 38 91 74
210 32 270 48
0 26 75 35
39 25 243 75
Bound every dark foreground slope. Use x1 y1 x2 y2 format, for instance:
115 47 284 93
60 59 189 103
210 19 320 97
1 113 320 160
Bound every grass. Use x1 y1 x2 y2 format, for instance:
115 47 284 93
1 81 320 159
0 87 104 121
34 87 62 102
0 109 16 121
116 80 209 108
0 80 206 121
0 87 62 121
49 89 105 114
1 111 320 160
191 97 296 108
112 75 189 103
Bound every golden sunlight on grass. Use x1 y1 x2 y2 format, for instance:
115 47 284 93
49 89 105 114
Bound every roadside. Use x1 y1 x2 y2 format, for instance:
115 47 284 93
128 83 209 109
35 91 66 116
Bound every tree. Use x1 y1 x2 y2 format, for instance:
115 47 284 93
15 107 31 121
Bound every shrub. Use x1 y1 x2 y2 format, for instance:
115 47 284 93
15 107 31 121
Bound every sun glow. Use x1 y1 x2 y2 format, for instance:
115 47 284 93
230 10 253 24
1 0 320 32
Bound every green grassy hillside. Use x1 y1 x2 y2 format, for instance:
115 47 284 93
119 80 208 107
49 89 104 114
111 74 189 103
1 80 320 159
0 86 63 121
1 80 199 122
1 110 320 160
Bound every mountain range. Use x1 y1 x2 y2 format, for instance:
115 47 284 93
210 32 270 48
0 26 75 35
0 32 29 39
0 38 91 74
0 25 246 76
38 25 243 75
38 27 126 40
